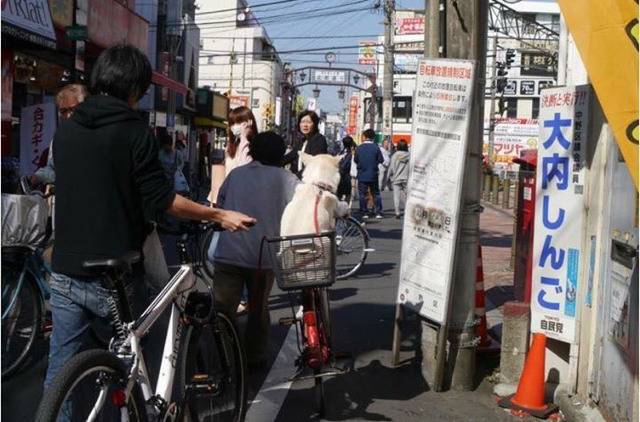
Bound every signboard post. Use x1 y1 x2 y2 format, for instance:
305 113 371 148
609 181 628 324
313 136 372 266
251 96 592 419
530 85 590 344
392 58 476 389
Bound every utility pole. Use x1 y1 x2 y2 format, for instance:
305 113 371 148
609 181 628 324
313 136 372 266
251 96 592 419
425 0 439 58
383 0 395 142
487 36 499 164
444 0 488 391
228 37 236 95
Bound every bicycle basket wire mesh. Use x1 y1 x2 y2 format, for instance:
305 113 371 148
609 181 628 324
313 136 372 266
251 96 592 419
1 194 48 247
265 231 336 291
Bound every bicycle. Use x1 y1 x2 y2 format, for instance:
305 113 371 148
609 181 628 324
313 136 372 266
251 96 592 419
1 178 54 379
35 222 248 422
264 230 351 418
335 216 373 279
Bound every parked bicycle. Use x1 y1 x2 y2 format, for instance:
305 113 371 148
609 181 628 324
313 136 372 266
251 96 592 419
1 178 54 379
335 216 373 279
35 222 248 422
264 230 351 418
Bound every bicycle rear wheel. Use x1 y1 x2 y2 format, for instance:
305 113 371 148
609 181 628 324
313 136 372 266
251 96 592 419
179 311 247 422
35 349 147 422
1 263 41 379
335 217 369 279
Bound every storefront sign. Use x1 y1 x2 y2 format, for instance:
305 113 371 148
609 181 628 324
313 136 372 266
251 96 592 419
538 80 554 94
395 41 424 52
87 0 148 52
19 103 56 176
312 70 347 84
485 119 539 173
531 85 590 344
65 24 88 40
359 42 377 65
520 80 536 96
520 51 556 77
395 53 420 73
395 16 425 35
397 59 476 323
504 80 517 96
49 0 73 28
347 95 358 135
1 0 57 48
229 95 248 110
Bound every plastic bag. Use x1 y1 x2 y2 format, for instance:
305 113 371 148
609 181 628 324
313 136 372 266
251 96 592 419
1 194 48 247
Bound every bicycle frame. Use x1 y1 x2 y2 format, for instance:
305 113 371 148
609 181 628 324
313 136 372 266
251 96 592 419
2 249 50 321
112 264 196 413
299 287 331 369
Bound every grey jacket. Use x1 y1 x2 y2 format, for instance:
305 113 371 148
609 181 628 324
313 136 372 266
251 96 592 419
388 151 410 184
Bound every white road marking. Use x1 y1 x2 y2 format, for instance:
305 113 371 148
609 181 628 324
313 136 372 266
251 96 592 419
246 307 303 422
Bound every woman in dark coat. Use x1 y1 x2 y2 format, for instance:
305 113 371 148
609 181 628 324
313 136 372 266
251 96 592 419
282 110 328 176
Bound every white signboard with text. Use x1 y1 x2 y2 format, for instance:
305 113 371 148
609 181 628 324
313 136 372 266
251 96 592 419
20 103 56 177
530 85 590 343
397 59 476 323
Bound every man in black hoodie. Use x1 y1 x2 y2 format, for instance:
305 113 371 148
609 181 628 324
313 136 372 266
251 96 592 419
44 44 255 390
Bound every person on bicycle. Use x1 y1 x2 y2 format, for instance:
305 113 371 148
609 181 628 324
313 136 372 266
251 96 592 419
212 131 299 370
43 44 256 391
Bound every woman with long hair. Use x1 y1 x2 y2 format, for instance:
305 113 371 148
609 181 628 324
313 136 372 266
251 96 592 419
282 110 328 176
208 106 258 203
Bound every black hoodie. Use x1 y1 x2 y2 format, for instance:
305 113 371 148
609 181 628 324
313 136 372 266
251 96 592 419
52 95 175 277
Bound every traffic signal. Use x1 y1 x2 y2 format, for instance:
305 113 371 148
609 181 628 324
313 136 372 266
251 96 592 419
505 49 516 69
496 62 507 93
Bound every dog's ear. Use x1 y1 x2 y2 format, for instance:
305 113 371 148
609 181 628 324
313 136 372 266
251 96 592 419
300 151 311 166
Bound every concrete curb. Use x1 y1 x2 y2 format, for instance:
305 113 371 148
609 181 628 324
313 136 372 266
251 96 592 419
555 390 606 422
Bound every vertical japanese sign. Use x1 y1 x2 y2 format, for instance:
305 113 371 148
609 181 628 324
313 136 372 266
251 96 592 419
347 96 358 135
396 59 476 323
19 103 57 176
531 85 590 343
358 42 377 65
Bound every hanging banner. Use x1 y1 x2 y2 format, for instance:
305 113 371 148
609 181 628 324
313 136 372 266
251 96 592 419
396 59 476 323
484 118 539 174
358 42 377 65
557 0 638 189
530 85 590 344
347 95 358 135
19 103 57 177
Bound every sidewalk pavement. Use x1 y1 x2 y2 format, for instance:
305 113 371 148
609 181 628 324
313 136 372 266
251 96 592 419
479 201 516 343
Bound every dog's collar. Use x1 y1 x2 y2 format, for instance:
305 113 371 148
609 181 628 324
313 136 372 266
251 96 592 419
313 182 335 193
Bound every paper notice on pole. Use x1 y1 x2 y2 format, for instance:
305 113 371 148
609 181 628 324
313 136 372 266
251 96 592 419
396 59 476 323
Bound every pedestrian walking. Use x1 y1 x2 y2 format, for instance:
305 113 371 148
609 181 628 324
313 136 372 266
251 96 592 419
208 106 258 204
211 131 299 370
43 44 255 399
388 140 410 219
282 110 328 177
337 135 355 203
378 139 391 191
355 128 384 219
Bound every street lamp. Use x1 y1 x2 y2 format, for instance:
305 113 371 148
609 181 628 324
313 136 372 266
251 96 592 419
353 74 360 85
337 86 346 100
313 85 321 98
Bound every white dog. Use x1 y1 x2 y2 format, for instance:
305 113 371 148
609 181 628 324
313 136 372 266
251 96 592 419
281 152 350 237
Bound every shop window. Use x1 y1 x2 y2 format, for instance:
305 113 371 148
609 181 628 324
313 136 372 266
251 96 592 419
506 98 518 118
532 98 540 119
393 96 412 123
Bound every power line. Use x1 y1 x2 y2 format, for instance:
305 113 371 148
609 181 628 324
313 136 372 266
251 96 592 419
199 34 381 40
194 0 307 16
199 43 384 57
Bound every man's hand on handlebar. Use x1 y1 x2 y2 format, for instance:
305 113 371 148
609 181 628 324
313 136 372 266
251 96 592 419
218 209 256 232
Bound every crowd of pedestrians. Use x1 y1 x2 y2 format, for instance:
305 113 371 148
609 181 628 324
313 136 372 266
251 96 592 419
18 42 412 409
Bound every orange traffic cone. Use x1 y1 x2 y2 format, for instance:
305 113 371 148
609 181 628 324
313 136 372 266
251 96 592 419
498 333 558 418
475 244 491 347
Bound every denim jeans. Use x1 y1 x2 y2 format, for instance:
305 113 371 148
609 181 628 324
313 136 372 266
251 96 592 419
357 180 383 214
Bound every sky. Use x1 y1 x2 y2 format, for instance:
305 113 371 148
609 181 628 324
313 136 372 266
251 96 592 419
248 0 426 114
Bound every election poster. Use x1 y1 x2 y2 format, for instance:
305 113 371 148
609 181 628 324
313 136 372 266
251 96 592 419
396 59 476 323
530 85 590 343
19 103 57 177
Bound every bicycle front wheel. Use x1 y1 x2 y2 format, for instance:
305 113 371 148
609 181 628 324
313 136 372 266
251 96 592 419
335 217 369 279
179 311 247 422
1 262 41 379
35 349 147 422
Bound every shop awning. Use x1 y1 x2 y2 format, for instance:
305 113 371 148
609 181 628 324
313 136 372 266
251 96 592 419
194 117 227 129
151 71 188 96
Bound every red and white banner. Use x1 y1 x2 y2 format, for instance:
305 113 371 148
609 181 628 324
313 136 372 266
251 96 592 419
395 16 425 35
358 42 377 65
347 96 358 135
20 103 56 176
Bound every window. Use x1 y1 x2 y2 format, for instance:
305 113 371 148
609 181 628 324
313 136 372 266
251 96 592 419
507 98 518 118
392 96 412 123
532 98 540 119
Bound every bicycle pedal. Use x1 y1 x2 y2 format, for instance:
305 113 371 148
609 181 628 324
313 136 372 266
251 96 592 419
278 316 297 326
187 374 219 393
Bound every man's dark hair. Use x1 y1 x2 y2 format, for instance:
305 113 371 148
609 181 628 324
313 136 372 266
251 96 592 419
90 44 152 102
362 129 376 140
297 110 320 135
397 140 409 151
249 131 286 166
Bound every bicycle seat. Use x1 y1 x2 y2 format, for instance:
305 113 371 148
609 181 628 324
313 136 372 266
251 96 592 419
82 251 141 274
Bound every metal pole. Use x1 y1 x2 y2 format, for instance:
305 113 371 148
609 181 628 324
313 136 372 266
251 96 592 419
228 37 235 95
383 0 395 141
487 36 499 165
242 37 247 89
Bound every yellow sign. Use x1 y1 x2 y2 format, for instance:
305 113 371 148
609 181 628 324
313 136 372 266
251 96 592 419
558 0 639 189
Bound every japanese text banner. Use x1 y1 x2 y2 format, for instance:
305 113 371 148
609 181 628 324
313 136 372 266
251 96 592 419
19 103 56 177
558 0 638 189
531 85 590 344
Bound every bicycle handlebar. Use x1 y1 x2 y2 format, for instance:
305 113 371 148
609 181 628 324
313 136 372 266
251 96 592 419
20 176 54 199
